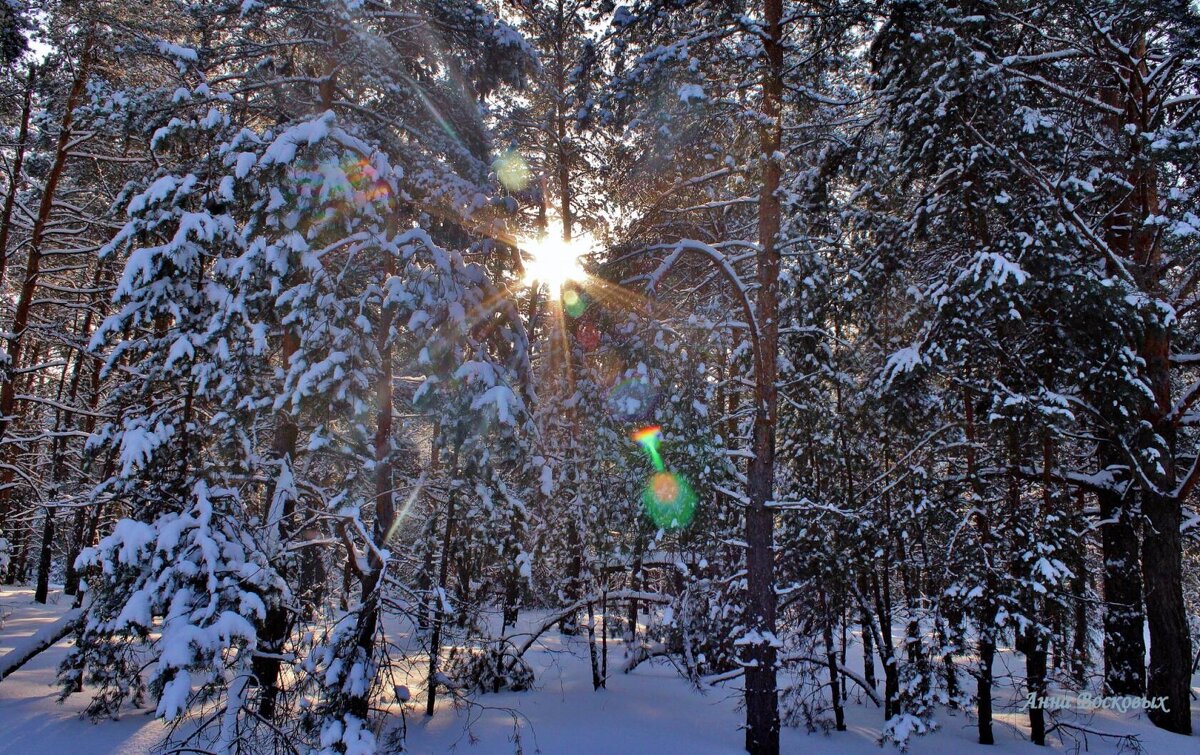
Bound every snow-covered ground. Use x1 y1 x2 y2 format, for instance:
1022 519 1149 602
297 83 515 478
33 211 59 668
0 587 1195 753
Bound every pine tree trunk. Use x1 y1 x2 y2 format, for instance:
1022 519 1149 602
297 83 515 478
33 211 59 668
75 455 113 602
559 521 581 635
416 440 441 633
1022 437 1051 745
553 0 572 242
33 508 53 604
626 543 643 643
937 616 958 706
744 0 783 751
965 392 996 745
426 482 456 717
977 632 996 746
1069 489 1089 685
62 509 86 597
870 562 898 720
0 65 35 288
501 513 521 631
1097 26 1191 734
1141 487 1191 733
874 467 900 721
840 606 848 703
34 341 75 604
857 580 877 694
601 588 608 686
1137 324 1191 733
349 255 398 722
1097 467 1145 696
820 589 845 731
416 513 435 633
0 36 92 452
57 264 105 598
64 346 106 597
76 455 112 593
586 600 602 690
1024 625 1047 746
254 329 300 719
9 526 29 583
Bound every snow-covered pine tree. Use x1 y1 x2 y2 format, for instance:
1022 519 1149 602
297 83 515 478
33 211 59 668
61 1 536 752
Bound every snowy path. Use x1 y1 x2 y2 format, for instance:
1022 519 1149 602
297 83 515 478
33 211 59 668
0 587 1194 754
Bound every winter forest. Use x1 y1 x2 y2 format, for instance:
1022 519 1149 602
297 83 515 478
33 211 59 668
0 0 1198 753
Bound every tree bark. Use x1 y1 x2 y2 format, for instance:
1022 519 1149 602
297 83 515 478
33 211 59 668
965 392 996 745
1141 481 1191 733
0 36 91 451
1019 624 1047 745
820 589 845 730
586 600 602 690
501 512 522 631
426 473 456 717
62 509 86 597
254 330 299 719
32 508 53 604
0 65 35 288
64 334 107 596
1068 489 1089 685
857 577 877 695
743 0 784 751
869 555 898 720
34 338 76 604
1098 464 1146 696
1021 437 1053 745
559 520 582 635
59 264 107 597
349 254 398 722
626 538 644 643
553 0 573 241
1136 320 1191 734
1095 26 1191 734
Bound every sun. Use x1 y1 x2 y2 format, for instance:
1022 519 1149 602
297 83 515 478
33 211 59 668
519 226 591 293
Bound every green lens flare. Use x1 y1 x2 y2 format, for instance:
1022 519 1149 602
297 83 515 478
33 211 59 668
641 471 697 530
493 150 531 191
562 286 588 318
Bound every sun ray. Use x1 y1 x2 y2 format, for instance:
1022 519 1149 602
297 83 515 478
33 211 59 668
579 274 653 312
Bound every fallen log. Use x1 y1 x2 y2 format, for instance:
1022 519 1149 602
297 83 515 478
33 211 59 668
511 591 671 658
0 607 82 682
702 652 882 707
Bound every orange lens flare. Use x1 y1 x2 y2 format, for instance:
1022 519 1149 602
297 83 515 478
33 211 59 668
641 470 697 530
650 471 680 502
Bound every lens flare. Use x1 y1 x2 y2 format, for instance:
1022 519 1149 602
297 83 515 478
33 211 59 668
642 471 697 530
631 425 664 471
575 320 600 351
562 286 588 318
283 156 392 235
607 378 658 422
493 150 531 191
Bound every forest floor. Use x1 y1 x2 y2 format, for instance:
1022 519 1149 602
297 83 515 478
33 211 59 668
0 586 1196 754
